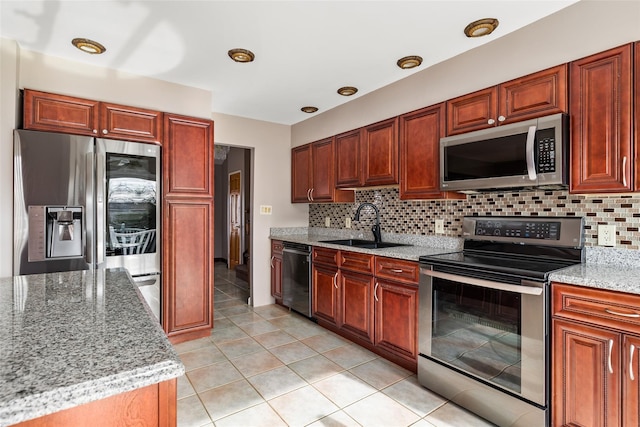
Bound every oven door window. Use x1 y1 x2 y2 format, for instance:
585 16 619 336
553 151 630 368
105 153 157 256
431 278 523 394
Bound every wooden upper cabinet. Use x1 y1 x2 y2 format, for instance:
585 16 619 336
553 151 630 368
399 103 465 200
446 64 568 135
24 89 99 135
335 128 363 188
163 114 214 197
635 42 640 192
291 139 354 203
569 43 633 193
362 117 399 186
291 144 313 202
24 89 163 144
100 102 162 144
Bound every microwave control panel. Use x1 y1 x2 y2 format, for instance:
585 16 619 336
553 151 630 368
475 220 560 240
536 128 556 173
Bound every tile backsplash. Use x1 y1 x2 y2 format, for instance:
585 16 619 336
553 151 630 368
309 188 640 250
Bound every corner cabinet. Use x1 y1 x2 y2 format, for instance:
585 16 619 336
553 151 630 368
23 89 163 144
446 64 568 135
552 282 640 426
162 114 214 343
569 43 634 193
291 138 354 203
399 103 465 200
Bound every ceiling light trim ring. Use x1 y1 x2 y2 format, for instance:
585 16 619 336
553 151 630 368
396 55 423 69
337 86 358 96
228 48 255 63
71 38 106 55
464 18 499 38
301 106 318 114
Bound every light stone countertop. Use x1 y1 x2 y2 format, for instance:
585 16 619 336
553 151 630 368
0 268 184 427
271 227 640 295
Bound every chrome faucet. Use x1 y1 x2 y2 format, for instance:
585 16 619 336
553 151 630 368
354 202 382 243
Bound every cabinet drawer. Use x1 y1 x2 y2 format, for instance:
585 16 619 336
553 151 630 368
340 251 374 274
271 240 284 255
553 282 640 335
313 247 338 266
375 257 419 284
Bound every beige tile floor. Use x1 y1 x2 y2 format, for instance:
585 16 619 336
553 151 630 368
174 263 496 427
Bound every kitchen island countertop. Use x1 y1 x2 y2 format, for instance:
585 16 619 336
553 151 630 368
0 268 184 427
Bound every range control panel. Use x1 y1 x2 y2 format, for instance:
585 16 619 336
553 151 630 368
474 220 561 240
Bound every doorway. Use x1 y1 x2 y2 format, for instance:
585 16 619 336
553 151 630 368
214 145 252 305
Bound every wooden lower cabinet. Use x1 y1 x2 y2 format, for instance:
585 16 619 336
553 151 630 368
270 240 283 300
552 282 640 426
312 248 419 371
14 379 177 427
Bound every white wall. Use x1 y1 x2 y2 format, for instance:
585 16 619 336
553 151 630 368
211 112 308 307
291 0 640 145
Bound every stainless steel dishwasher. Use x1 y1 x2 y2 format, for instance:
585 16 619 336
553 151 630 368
282 242 312 318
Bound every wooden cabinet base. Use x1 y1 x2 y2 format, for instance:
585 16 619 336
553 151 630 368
13 379 177 427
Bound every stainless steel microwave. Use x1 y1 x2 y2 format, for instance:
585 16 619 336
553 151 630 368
440 113 568 191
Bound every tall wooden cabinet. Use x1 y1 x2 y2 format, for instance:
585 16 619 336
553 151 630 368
446 64 567 135
570 43 634 193
552 282 640 426
24 89 163 144
162 114 215 343
291 138 354 203
399 103 465 200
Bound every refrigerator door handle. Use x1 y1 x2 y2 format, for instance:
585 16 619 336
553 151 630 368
85 153 95 265
95 152 105 266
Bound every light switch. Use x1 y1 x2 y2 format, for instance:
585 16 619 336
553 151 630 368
435 219 444 234
259 205 272 215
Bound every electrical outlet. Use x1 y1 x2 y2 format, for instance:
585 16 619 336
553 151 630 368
345 217 352 228
435 219 444 234
598 224 616 247
325 217 331 227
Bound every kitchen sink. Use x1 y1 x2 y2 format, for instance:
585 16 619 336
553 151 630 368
318 239 410 249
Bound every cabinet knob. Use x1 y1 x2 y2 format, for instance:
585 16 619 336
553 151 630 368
498 115 506 122
487 118 496 125
102 129 108 135
92 129 98 134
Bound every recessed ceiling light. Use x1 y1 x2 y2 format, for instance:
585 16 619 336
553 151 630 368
337 86 358 96
301 106 318 114
71 38 106 55
228 48 255 63
396 55 423 70
464 18 499 38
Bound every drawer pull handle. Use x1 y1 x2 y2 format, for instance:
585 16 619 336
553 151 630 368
374 282 379 302
631 344 636 381
605 308 640 318
333 272 338 289
391 269 403 273
608 339 614 374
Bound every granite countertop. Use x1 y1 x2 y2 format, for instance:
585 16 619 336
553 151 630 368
0 268 184 427
271 227 640 295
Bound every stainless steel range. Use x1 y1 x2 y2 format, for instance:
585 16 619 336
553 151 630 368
418 216 584 427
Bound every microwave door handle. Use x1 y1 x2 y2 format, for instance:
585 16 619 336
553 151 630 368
526 125 537 181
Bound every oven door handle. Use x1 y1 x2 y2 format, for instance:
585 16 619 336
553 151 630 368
421 269 543 296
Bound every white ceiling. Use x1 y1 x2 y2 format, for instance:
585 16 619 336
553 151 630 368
0 1 579 125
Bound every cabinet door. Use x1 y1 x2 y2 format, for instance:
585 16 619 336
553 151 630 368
163 199 214 336
312 264 340 325
446 87 498 135
100 102 163 144
23 89 99 135
635 42 640 192
310 138 334 202
291 144 312 203
399 104 465 200
362 117 398 186
335 128 362 188
552 319 621 427
623 334 640 427
374 280 418 362
499 64 568 125
271 241 283 299
164 114 214 197
339 270 374 343
570 43 633 193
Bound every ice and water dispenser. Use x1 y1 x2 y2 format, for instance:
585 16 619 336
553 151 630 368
28 206 84 261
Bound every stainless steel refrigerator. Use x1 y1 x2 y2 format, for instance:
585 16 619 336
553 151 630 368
13 129 161 281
